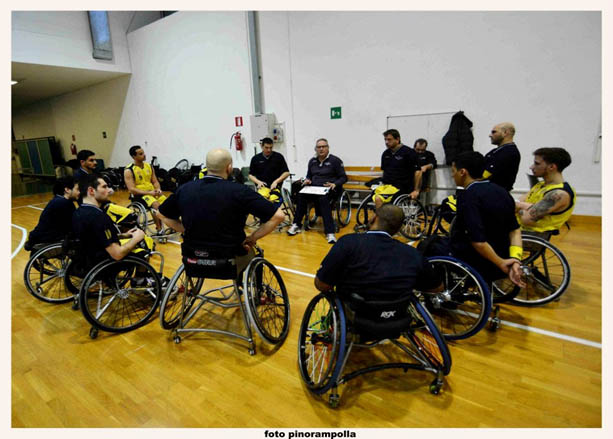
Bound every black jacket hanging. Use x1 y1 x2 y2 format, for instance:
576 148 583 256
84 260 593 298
442 111 474 165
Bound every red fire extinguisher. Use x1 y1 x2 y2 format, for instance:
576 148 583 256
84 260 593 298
233 131 243 151
70 143 77 155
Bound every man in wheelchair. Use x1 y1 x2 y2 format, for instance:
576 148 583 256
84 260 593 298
375 129 422 207
287 138 347 243
249 137 291 209
420 151 525 287
72 174 154 282
124 145 168 235
24 176 80 252
315 204 441 302
515 147 575 238
158 148 285 277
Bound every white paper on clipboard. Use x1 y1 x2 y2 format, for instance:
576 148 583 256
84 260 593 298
299 186 330 195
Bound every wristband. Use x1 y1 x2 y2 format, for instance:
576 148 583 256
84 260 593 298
509 245 523 260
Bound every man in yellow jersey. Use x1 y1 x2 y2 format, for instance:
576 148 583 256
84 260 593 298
124 145 167 234
516 147 575 234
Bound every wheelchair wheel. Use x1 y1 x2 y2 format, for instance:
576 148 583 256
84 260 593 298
407 296 452 375
394 195 428 240
353 196 375 233
419 257 491 340
159 264 204 329
492 235 570 306
63 259 84 296
128 202 149 232
282 187 295 217
243 258 290 344
336 191 352 226
298 293 347 395
23 243 74 303
79 256 161 333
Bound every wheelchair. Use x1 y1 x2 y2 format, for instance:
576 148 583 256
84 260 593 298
23 241 81 304
354 189 428 239
126 194 175 242
414 256 492 340
298 290 451 408
491 231 571 307
304 189 352 232
159 246 290 355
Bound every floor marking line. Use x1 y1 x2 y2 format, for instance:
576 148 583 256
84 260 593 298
11 224 28 259
165 238 599 348
27 205 44 211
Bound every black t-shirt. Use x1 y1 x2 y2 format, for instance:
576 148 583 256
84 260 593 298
306 154 347 187
450 180 519 278
484 142 521 191
159 176 278 256
73 167 91 182
316 231 440 299
381 145 421 193
415 150 437 169
72 203 119 266
249 151 289 187
28 195 76 245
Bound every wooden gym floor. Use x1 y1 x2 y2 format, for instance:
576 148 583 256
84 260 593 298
10 190 601 427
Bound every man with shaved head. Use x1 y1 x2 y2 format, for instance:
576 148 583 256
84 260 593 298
483 122 521 191
314 204 441 299
158 148 285 275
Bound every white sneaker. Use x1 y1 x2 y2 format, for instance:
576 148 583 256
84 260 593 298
326 233 337 244
287 224 301 236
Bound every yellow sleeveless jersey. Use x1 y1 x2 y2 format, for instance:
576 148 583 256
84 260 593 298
126 162 155 191
520 181 576 232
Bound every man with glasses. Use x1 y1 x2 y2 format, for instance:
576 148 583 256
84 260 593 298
287 138 347 243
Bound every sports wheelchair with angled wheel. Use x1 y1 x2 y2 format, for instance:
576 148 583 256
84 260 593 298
159 245 290 355
486 231 570 328
414 256 492 341
126 194 176 243
354 189 428 240
305 188 352 232
298 290 451 408
23 240 82 305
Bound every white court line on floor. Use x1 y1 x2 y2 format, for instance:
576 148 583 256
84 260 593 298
12 201 47 209
11 224 27 259
27 205 44 211
167 239 600 349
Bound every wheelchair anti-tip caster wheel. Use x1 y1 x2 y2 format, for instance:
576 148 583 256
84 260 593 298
89 327 99 339
429 380 443 395
489 306 501 331
174 336 181 344
248 348 256 356
72 300 79 311
328 393 340 408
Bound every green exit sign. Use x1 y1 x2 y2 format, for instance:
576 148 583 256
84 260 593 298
330 107 342 119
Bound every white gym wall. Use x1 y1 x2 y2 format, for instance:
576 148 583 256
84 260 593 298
11 11 601 215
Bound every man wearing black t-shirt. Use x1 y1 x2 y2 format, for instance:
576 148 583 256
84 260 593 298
413 138 437 192
72 174 146 268
483 122 521 191
423 152 524 286
380 129 422 203
315 204 440 299
287 138 347 243
248 137 290 191
158 148 285 276
25 176 80 251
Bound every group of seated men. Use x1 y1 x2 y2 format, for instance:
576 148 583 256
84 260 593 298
25 120 575 299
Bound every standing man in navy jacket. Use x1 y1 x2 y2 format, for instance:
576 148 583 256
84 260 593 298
483 122 521 192
287 138 347 243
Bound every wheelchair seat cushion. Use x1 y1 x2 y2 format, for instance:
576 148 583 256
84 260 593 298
347 293 413 341
181 242 237 279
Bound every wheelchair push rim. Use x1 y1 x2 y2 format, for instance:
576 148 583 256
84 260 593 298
493 235 571 306
159 264 204 330
23 242 75 304
419 256 492 340
297 293 347 395
79 256 161 333
243 257 291 345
